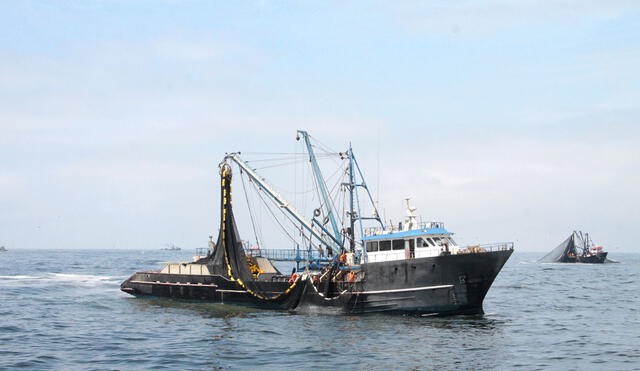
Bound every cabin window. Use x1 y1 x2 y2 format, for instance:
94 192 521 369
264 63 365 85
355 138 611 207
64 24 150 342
392 240 404 250
432 237 442 245
366 241 378 252
426 238 436 246
379 240 391 251
417 237 430 247
448 237 457 245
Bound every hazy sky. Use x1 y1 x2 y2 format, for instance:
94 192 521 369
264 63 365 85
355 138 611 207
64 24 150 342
1 1 639 252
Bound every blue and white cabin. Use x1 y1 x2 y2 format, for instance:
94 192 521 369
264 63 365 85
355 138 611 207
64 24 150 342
361 201 460 263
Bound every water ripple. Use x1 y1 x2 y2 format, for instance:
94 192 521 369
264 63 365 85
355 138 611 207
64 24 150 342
1 250 639 370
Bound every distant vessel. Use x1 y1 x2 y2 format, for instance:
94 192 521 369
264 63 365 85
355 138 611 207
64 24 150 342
539 231 608 264
160 244 181 251
0 246 6 252
122 131 513 315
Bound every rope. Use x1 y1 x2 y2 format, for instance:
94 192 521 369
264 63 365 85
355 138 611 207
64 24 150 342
308 275 347 300
250 178 304 246
220 165 301 301
240 169 261 249
246 153 335 162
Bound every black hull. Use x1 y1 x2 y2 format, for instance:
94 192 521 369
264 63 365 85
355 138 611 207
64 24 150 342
562 252 608 264
121 249 513 315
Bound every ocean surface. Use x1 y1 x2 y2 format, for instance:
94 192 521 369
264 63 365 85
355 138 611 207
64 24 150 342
1 249 638 370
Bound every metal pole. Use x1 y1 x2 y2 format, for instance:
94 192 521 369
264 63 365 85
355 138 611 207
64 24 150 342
224 153 338 251
297 130 343 249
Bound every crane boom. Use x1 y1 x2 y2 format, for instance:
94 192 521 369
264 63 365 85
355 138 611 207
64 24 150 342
297 130 343 248
224 153 340 251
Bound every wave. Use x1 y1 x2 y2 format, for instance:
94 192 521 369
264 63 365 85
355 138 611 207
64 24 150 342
0 275 39 279
50 273 116 282
0 273 117 280
0 273 123 288
518 260 540 265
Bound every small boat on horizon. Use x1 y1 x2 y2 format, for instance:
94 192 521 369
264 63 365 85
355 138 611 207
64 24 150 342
0 246 7 252
539 231 609 264
160 244 181 251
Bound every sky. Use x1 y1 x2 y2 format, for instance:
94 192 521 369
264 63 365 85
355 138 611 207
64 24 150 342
1 1 639 253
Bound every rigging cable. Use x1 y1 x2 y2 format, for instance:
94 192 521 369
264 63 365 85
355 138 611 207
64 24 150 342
306 158 347 223
327 161 349 226
239 168 262 249
249 177 312 248
249 154 335 171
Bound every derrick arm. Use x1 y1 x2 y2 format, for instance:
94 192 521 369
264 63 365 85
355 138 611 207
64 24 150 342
224 153 340 252
297 130 344 250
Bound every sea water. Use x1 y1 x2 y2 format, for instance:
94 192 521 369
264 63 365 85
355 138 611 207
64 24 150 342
1 249 638 370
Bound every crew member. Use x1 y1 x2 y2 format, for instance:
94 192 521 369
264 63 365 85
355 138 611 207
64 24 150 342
347 271 356 282
208 235 215 253
339 253 347 265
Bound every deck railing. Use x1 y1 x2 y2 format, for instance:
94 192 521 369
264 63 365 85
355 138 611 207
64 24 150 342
459 242 514 253
366 242 513 262
363 221 446 236
193 246 337 262
244 248 335 262
197 241 513 264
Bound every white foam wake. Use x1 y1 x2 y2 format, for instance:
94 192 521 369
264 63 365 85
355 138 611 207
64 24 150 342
0 275 39 280
0 273 122 288
50 273 115 282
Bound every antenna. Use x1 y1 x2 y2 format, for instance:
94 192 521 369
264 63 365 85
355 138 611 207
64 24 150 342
404 197 418 229
405 197 417 215
376 124 380 206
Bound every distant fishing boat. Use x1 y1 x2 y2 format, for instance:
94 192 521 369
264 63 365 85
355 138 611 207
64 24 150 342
160 244 181 251
0 246 7 252
122 131 513 315
539 231 608 264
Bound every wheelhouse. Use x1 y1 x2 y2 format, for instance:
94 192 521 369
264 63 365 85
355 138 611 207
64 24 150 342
362 221 459 263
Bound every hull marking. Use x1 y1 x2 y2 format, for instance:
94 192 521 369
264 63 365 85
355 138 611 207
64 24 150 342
216 289 247 293
129 280 218 288
354 284 453 295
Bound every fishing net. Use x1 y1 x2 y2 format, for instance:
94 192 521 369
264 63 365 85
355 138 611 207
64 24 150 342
538 234 577 263
199 163 308 305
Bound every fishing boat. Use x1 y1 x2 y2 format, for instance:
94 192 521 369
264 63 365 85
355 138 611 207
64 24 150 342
160 244 181 251
539 231 609 264
0 246 7 252
121 131 514 315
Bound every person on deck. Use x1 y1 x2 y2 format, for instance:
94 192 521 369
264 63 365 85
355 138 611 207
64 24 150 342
347 271 356 282
208 235 215 253
339 253 347 266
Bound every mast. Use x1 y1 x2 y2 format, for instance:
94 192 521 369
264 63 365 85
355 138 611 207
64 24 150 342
344 146 385 263
584 232 592 255
296 130 344 250
224 152 340 251
228 132 384 263
348 146 356 252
